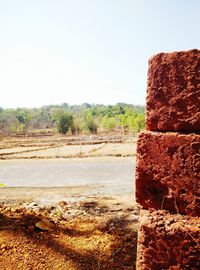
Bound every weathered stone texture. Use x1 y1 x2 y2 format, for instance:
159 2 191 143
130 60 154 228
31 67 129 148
136 210 200 270
146 49 200 131
136 131 200 216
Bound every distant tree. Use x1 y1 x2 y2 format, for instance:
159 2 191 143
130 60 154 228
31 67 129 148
29 109 53 130
15 109 32 134
101 116 116 132
57 114 73 134
133 113 145 132
0 103 145 136
82 111 97 134
17 109 31 121
118 108 145 133
73 117 82 134
52 109 74 134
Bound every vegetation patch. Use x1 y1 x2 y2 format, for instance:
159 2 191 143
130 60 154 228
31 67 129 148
0 103 145 136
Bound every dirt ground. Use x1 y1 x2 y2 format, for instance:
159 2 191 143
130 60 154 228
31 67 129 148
0 134 137 159
0 195 139 270
0 134 138 269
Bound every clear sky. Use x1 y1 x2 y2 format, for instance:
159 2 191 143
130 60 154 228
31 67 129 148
0 0 199 108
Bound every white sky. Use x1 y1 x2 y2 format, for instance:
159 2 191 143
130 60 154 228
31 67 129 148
0 0 199 108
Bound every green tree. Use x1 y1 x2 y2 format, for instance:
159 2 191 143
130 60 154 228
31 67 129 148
101 116 116 132
0 109 19 135
29 109 53 130
133 113 145 132
82 111 97 134
118 108 145 133
15 109 32 134
57 114 73 134
0 103 145 136
52 110 74 134
73 117 82 134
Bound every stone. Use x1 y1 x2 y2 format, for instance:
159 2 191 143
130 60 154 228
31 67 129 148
136 131 200 216
146 49 200 131
136 210 200 270
35 218 56 231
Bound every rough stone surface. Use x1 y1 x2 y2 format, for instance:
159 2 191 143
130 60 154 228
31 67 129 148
136 210 200 270
146 49 200 131
136 131 200 216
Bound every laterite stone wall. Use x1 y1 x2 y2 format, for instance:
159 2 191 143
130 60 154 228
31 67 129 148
146 49 200 132
136 131 200 216
136 210 200 269
136 49 200 269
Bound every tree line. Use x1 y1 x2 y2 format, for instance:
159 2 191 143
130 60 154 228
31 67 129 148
0 103 145 136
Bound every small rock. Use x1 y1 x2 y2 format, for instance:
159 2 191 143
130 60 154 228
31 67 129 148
97 222 107 230
110 207 122 212
1 244 6 249
114 202 121 206
59 201 68 208
81 201 97 208
35 218 56 231
126 207 134 211
166 218 174 225
28 225 35 232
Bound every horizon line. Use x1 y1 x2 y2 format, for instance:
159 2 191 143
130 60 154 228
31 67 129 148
1 102 145 110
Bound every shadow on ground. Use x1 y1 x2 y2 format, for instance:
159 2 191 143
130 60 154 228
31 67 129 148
0 203 138 270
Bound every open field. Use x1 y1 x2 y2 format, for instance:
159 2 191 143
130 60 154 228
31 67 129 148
0 134 137 160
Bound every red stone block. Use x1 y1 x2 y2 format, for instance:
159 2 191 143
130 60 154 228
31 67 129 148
136 210 200 270
146 49 200 131
136 131 200 216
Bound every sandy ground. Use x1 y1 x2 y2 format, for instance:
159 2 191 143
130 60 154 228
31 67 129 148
0 134 139 269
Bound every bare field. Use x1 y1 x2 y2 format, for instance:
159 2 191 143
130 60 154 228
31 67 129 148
0 134 137 159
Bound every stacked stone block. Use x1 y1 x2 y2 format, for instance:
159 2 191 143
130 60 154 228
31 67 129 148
136 131 200 217
136 210 200 270
146 49 200 131
136 49 200 269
